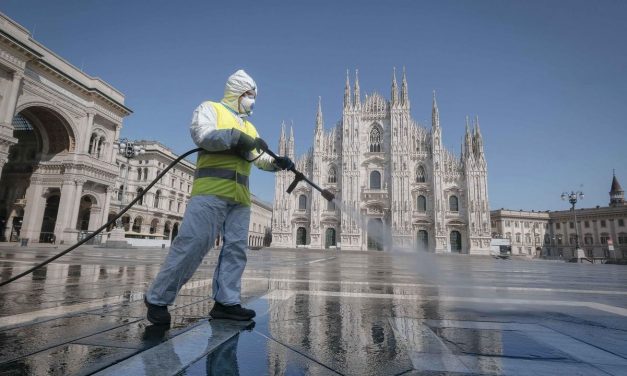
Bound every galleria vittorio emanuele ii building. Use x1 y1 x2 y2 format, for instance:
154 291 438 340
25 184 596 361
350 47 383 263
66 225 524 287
272 70 492 254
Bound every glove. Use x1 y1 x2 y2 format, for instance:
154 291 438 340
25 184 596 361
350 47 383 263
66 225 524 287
274 156 294 171
232 130 256 153
255 137 268 153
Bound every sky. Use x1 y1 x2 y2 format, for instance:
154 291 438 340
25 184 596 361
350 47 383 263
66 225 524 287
2 0 626 210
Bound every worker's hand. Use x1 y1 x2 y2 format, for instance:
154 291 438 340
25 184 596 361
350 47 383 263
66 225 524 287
254 138 269 153
232 130 256 152
274 156 294 171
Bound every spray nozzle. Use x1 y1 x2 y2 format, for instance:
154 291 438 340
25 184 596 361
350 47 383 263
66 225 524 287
321 189 335 202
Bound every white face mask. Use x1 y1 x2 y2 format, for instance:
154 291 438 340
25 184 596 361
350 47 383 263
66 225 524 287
239 95 255 116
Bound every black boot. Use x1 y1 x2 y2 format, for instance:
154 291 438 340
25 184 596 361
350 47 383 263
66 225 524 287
144 297 171 325
210 302 256 321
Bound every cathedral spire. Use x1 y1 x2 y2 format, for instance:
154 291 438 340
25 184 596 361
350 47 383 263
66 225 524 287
400 66 409 108
464 116 473 159
353 69 361 107
432 90 440 129
474 115 484 156
315 96 323 133
287 123 295 159
391 67 398 106
344 69 351 109
278 121 286 156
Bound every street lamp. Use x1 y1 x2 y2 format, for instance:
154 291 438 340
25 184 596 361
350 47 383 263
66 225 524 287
112 139 145 229
561 190 584 260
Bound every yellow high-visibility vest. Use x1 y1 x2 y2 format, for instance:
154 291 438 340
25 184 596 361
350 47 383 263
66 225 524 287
191 101 259 206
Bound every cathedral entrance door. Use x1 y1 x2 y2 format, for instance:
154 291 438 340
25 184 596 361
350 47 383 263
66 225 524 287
367 218 384 251
450 230 462 253
325 228 336 248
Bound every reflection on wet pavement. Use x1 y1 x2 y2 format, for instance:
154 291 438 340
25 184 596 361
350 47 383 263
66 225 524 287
1 245 627 375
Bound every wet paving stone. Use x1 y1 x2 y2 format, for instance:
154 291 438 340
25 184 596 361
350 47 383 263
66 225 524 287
254 295 414 376
0 314 139 363
0 343 136 376
179 330 341 376
429 327 572 360
74 317 205 350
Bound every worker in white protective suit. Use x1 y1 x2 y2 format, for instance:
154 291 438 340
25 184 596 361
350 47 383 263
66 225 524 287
144 70 294 324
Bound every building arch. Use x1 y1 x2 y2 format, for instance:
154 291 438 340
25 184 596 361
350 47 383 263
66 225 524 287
76 194 97 231
132 216 143 233
449 195 459 212
149 218 159 234
417 229 429 251
14 103 77 156
164 221 172 239
296 226 308 246
450 230 462 252
325 227 337 248
370 170 381 189
417 195 427 212
298 194 307 210
367 218 384 250
172 222 179 240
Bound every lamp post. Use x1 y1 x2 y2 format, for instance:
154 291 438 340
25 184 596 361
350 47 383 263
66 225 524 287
113 139 145 229
561 190 584 261
106 139 145 247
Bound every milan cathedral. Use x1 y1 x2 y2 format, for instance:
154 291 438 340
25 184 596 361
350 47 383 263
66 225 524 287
272 69 491 254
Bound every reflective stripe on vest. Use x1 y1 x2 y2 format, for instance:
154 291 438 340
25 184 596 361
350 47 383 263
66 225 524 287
194 167 249 187
191 101 259 206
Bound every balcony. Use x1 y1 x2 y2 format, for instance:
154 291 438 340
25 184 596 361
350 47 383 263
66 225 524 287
361 188 388 203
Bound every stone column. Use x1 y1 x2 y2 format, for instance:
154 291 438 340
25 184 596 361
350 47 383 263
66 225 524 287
0 157 7 185
0 71 23 178
82 113 95 154
0 71 24 127
20 180 46 242
88 207 101 231
56 179 86 244
110 125 121 163
100 186 112 229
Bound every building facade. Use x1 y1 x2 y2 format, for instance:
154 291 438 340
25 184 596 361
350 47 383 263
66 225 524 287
0 13 131 244
272 70 491 253
490 209 549 257
108 141 195 242
249 195 272 248
110 140 273 248
544 174 627 259
491 174 627 259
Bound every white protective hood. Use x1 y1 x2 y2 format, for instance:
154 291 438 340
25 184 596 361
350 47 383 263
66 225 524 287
222 70 257 116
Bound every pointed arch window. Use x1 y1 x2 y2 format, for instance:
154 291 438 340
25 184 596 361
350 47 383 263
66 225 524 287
416 165 426 183
369 127 382 152
370 171 381 189
449 195 459 212
298 195 307 210
328 166 337 183
417 195 427 212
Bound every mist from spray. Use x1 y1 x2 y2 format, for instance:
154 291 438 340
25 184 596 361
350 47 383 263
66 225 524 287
332 198 443 284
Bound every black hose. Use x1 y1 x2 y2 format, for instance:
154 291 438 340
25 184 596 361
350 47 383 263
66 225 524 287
0 147 203 288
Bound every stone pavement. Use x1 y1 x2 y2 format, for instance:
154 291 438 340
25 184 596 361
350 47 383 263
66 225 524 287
0 244 626 375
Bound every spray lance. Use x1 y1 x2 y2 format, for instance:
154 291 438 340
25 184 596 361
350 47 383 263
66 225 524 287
0 141 334 287
256 140 335 202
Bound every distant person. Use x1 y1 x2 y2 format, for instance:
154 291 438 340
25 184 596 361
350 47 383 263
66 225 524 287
144 70 294 325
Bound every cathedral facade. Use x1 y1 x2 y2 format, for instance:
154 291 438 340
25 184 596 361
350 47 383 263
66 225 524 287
272 70 491 254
